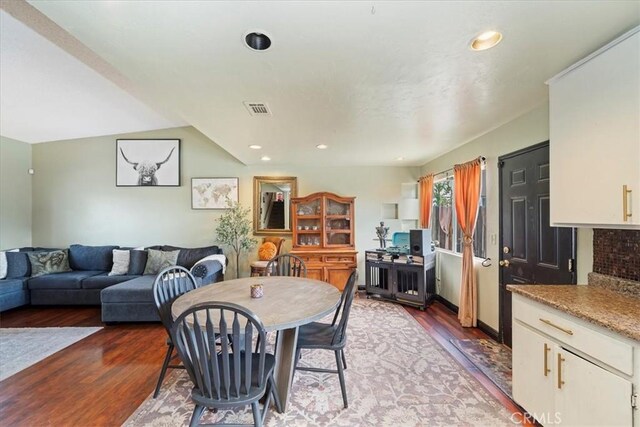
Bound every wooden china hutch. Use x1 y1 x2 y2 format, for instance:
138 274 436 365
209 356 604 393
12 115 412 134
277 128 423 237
290 192 357 291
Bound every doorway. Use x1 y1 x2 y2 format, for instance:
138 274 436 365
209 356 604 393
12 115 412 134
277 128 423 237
498 141 576 347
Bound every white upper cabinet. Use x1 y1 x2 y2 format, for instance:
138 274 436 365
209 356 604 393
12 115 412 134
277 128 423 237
549 28 640 228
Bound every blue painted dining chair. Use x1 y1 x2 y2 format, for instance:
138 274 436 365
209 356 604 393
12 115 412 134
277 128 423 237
293 270 358 409
152 265 200 398
265 254 306 277
172 301 282 427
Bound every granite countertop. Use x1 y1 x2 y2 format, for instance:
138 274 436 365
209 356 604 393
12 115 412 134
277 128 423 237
507 284 640 342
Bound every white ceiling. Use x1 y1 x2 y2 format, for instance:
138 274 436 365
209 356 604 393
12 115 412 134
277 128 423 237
7 1 640 164
0 9 183 144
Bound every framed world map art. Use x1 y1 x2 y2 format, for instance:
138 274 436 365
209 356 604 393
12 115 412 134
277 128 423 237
191 177 239 209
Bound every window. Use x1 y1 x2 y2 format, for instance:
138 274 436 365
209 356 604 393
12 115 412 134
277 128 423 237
431 176 455 251
431 170 486 259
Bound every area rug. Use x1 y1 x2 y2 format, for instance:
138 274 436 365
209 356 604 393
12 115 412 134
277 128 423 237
125 299 514 426
0 327 102 381
450 338 512 399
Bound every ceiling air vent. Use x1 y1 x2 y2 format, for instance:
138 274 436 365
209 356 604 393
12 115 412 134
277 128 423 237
243 102 271 116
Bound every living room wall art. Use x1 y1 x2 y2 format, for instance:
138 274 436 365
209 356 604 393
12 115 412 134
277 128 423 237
116 139 180 186
192 177 239 209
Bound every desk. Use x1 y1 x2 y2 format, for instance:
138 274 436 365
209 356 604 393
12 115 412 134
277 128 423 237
172 276 341 411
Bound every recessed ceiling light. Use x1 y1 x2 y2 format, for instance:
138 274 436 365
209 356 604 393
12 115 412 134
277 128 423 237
316 144 328 149
396 157 405 161
261 156 271 161
245 31 271 51
249 145 262 150
470 31 503 51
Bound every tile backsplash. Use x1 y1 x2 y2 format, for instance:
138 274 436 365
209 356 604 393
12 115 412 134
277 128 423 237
592 229 640 282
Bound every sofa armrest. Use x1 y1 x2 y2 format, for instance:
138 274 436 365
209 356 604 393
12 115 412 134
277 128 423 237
190 260 224 285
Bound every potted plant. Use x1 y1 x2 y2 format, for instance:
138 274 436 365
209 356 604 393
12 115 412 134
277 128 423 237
215 199 257 279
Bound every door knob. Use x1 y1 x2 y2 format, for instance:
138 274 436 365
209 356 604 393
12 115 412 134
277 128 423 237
499 259 510 267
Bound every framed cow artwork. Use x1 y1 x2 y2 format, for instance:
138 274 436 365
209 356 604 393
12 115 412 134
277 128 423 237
116 139 180 187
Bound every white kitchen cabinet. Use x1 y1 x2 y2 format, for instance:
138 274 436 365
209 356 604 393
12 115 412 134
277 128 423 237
556 348 633 427
548 27 640 228
512 322 555 422
512 294 638 426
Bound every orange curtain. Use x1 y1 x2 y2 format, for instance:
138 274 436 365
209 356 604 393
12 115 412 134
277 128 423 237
418 174 434 228
454 158 482 328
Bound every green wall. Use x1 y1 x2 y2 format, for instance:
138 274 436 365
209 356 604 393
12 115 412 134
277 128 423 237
31 126 419 277
0 136 32 249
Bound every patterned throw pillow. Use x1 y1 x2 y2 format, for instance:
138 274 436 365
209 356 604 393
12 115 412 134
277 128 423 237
143 249 180 275
109 249 131 276
191 263 208 278
258 242 277 261
27 250 71 277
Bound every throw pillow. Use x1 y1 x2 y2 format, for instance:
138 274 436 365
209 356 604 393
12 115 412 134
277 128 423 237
27 250 71 278
0 252 6 280
143 249 180 275
258 242 277 261
192 254 227 275
108 249 131 276
0 249 19 280
128 250 148 275
191 263 208 278
161 245 221 269
5 252 31 278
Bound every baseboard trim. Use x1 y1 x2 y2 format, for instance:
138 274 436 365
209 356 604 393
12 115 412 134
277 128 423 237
435 295 458 313
477 320 500 342
434 296 500 342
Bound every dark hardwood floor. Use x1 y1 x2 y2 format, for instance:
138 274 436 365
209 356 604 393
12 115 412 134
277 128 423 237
0 306 168 426
405 302 534 425
0 301 532 426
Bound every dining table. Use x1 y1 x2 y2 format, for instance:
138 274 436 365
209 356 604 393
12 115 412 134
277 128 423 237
171 276 341 411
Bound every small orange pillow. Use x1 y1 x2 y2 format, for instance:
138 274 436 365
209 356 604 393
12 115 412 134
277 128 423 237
258 242 277 261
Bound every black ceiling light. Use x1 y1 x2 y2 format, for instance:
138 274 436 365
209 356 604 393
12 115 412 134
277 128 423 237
245 32 271 51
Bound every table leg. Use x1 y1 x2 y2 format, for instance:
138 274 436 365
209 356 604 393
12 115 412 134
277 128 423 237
273 326 298 412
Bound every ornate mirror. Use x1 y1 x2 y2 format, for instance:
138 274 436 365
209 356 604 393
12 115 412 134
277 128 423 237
253 176 298 235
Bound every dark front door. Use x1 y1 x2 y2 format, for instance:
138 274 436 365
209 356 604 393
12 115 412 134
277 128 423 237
499 142 576 347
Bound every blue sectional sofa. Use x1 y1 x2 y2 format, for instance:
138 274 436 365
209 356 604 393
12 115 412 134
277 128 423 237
0 246 57 312
0 276 29 312
0 245 225 323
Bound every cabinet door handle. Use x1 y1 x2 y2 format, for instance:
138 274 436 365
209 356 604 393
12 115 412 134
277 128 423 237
539 318 574 335
623 185 632 222
557 353 565 389
543 343 551 376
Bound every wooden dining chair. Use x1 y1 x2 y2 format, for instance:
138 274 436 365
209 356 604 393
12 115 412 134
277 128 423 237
151 266 200 398
172 301 282 427
265 254 306 277
294 270 358 409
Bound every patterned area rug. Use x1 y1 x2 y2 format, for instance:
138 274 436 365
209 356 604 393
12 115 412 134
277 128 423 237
450 339 513 399
126 299 515 426
0 327 102 381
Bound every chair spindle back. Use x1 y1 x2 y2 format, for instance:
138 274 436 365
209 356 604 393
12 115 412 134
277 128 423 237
153 266 200 332
331 270 358 346
265 254 307 277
